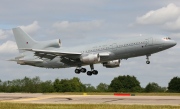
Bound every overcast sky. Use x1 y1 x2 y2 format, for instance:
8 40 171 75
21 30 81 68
0 0 180 87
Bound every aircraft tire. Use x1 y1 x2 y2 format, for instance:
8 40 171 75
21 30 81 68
75 69 80 74
92 70 98 75
87 71 92 76
81 68 87 73
146 61 150 64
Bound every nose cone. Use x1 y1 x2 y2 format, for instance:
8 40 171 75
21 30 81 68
169 40 177 47
172 41 177 46
164 40 177 48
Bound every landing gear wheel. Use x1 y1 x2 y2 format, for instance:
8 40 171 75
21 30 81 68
146 61 150 64
75 69 80 74
81 68 87 73
87 71 92 76
146 55 151 64
92 70 98 75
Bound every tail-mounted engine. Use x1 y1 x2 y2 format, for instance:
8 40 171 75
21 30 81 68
103 60 120 68
41 39 61 48
80 54 100 64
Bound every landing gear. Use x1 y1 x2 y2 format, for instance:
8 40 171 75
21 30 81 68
75 64 99 76
75 67 87 74
87 71 92 76
81 68 86 73
75 69 81 74
87 64 98 76
146 61 150 64
146 55 151 64
92 70 98 75
86 70 98 76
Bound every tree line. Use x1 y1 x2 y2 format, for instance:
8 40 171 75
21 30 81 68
0 75 179 93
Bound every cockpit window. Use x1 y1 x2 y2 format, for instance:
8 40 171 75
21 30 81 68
163 37 171 40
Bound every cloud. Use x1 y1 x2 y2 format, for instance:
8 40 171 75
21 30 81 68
0 41 17 54
52 20 103 32
136 3 180 25
164 17 180 31
19 21 40 34
0 21 40 54
135 3 180 32
0 21 40 41
0 29 8 40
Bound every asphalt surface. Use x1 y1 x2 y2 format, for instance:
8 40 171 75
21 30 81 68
0 93 180 105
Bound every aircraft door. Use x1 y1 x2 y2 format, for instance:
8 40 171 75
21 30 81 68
145 38 153 46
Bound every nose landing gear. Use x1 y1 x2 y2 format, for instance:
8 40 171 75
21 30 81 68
146 55 151 64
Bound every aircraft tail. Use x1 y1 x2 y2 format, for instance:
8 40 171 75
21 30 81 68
12 27 38 53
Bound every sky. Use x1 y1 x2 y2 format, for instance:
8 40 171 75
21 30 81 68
0 0 180 87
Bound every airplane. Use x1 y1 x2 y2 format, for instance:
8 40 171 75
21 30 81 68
10 27 177 76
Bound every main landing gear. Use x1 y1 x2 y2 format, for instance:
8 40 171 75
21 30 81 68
87 64 98 76
74 64 98 76
146 55 151 64
75 68 86 74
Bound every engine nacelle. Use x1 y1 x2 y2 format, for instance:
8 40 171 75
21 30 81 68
80 54 100 64
103 60 120 68
41 39 61 48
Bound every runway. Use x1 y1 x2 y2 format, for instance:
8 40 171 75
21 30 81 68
0 93 180 105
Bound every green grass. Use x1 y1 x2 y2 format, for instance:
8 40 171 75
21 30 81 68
0 103 179 109
134 93 180 96
44 92 180 96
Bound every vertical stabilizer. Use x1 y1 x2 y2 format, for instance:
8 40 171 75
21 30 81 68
12 27 37 53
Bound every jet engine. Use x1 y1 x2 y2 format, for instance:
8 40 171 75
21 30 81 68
103 60 120 68
42 39 61 48
80 54 100 64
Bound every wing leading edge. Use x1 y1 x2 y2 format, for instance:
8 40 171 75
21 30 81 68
20 48 111 61
20 48 82 60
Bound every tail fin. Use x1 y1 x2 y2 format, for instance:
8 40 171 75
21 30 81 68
12 27 37 53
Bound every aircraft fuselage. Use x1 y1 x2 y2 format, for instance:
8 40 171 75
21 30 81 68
22 37 176 68
11 27 177 76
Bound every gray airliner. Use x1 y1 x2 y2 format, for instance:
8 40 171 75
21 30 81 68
10 27 177 76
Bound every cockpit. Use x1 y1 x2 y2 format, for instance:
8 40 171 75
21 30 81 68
163 37 171 40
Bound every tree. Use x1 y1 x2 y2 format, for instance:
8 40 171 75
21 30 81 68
21 76 42 93
40 80 54 93
53 78 61 92
0 77 43 93
84 84 97 92
69 77 86 92
0 80 2 92
96 83 109 92
53 77 85 92
144 82 165 92
109 75 142 92
168 77 180 92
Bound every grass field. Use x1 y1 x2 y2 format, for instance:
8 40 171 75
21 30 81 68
0 103 180 109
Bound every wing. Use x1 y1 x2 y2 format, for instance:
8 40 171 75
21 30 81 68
20 48 111 61
21 48 82 60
